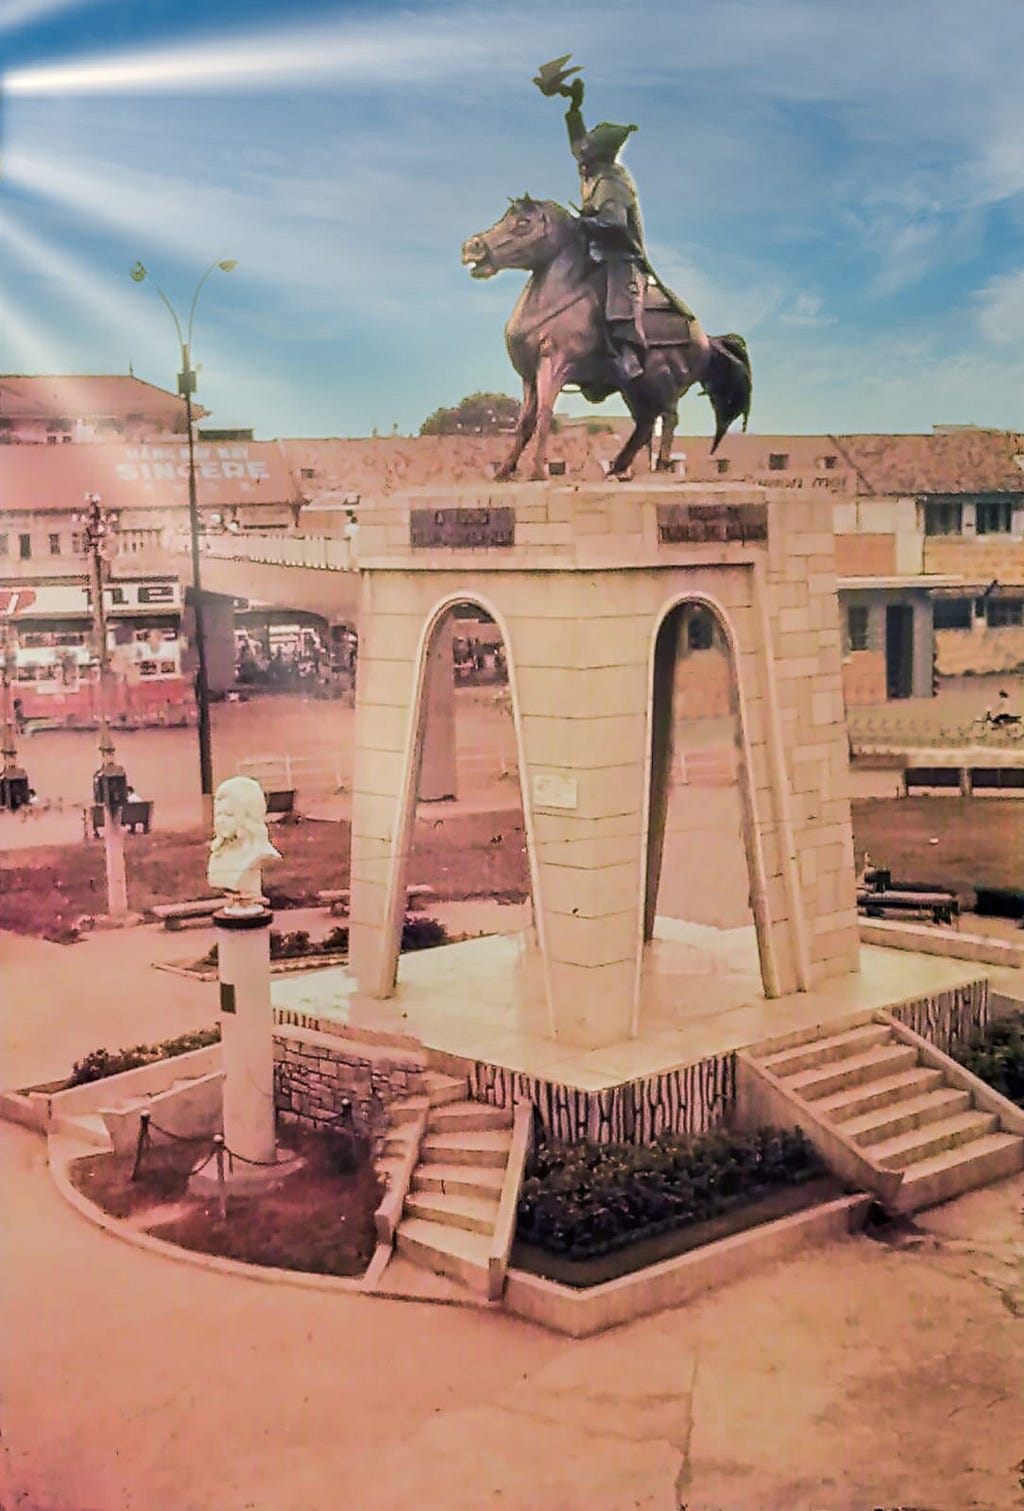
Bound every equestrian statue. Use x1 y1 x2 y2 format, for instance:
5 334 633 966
461 56 752 481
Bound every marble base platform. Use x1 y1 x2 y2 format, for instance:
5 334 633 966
272 920 992 1092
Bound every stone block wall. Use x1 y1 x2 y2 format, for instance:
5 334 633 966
273 1023 427 1128
348 481 861 1048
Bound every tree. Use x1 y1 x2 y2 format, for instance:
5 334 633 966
419 392 521 436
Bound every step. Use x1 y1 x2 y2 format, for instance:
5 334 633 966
420 1130 512 1168
893 1132 1024 1214
51 1111 112 1149
839 1087 972 1146
759 1023 893 1077
395 1216 492 1296
785 1044 919 1101
427 1102 513 1135
412 1162 507 1199
813 1067 945 1122
747 1012 878 1060
423 1072 469 1108
871 1110 999 1171
404 1188 500 1235
388 1095 429 1125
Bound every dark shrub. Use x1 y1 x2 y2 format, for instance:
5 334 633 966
68 1025 221 1087
517 1126 823 1259
954 1012 1024 1106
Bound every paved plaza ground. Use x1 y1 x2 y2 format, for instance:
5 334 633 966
2 680 1022 1509
2 920 1022 1511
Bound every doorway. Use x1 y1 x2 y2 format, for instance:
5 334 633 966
885 603 914 700
644 602 755 942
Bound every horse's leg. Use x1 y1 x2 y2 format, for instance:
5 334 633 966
655 399 680 472
610 397 659 478
495 381 538 481
528 356 567 481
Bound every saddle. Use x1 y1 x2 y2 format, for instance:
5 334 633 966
643 279 700 347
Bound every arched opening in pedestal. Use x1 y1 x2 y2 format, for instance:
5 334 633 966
402 598 535 961
642 598 766 1017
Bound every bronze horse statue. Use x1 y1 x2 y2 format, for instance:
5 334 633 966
462 196 752 481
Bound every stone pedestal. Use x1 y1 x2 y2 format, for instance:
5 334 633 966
215 905 277 1167
346 482 860 1049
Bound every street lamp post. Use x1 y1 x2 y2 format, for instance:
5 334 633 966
0 618 31 811
76 493 129 918
131 258 237 826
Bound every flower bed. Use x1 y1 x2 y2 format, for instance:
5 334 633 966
515 1126 826 1282
189 915 449 973
952 1010 1024 1106
67 1026 222 1088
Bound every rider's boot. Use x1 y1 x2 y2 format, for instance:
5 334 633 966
612 340 644 384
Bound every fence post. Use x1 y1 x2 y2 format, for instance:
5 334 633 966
214 1133 227 1220
131 1111 150 1182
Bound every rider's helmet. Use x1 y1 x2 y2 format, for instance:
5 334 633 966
575 121 637 168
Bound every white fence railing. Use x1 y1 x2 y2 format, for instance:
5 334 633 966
236 753 347 797
197 533 356 572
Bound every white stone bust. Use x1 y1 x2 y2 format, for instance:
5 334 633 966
207 776 281 907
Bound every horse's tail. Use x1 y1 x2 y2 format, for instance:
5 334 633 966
703 333 752 453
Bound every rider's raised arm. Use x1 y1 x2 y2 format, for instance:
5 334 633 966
564 77 586 159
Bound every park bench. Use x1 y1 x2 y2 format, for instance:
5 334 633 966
89 799 153 838
858 888 960 926
969 766 1024 791
902 766 964 796
973 886 1024 922
152 898 222 930
316 883 436 917
265 789 296 820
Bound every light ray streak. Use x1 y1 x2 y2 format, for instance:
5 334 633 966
0 0 91 35
3 14 491 95
0 206 164 342
0 285 70 371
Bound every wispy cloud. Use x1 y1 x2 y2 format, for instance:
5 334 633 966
976 269 1024 345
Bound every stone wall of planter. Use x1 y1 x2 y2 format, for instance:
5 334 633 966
273 1024 427 1128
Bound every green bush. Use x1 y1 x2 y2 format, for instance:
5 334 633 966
68 1026 222 1087
517 1126 823 1260
954 1012 1024 1106
192 915 444 972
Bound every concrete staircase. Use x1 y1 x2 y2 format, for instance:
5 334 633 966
742 1015 1024 1214
380 1071 515 1299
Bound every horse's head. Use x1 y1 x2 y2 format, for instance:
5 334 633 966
461 196 572 279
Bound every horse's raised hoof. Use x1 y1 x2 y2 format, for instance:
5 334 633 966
609 467 633 483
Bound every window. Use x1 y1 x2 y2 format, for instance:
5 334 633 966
71 532 82 555
19 533 31 560
48 532 61 556
768 453 789 471
976 500 1013 535
987 598 1024 628
0 533 8 556
300 467 316 480
686 608 715 651
822 454 838 470
932 597 972 630
924 501 962 536
716 458 730 475
846 605 870 652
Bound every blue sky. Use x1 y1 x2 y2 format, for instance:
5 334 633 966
1 0 1022 440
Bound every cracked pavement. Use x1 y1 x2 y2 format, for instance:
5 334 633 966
3 1116 1020 1511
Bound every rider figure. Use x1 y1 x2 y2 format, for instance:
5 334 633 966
563 77 647 386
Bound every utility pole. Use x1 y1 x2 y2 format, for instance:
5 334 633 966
131 258 236 829
77 493 129 918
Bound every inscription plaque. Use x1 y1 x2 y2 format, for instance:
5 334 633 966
657 502 768 545
410 506 515 549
